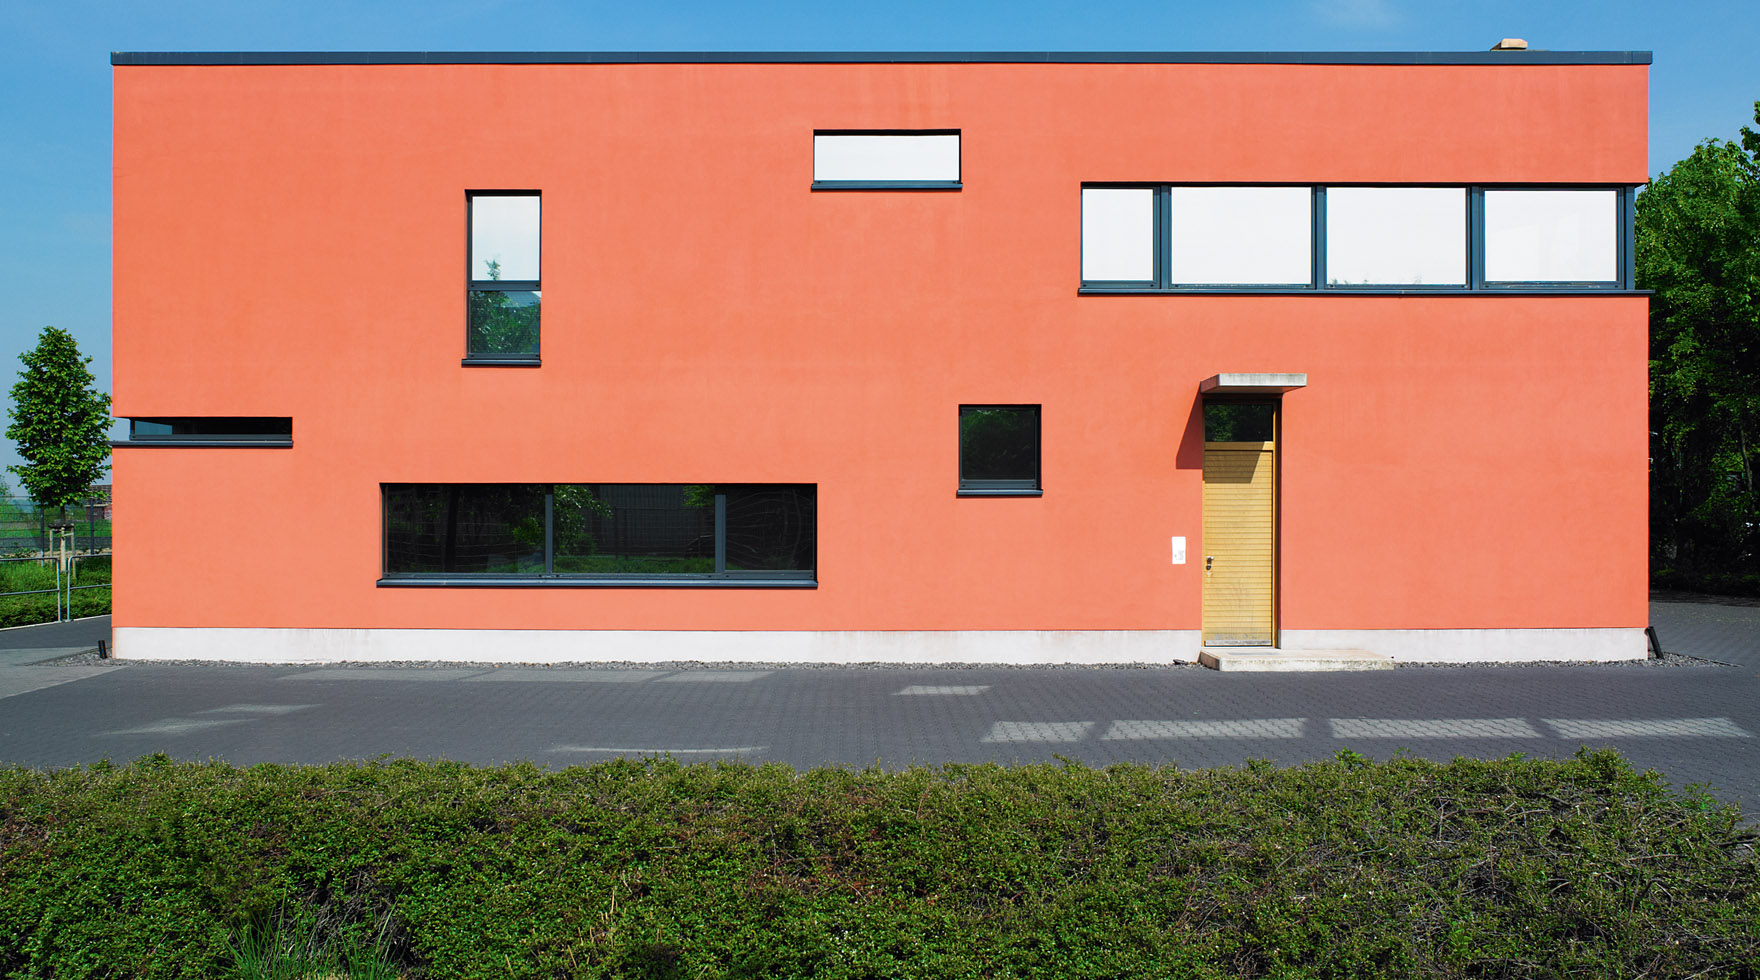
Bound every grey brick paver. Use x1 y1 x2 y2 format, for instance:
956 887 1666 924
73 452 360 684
2 605 1760 813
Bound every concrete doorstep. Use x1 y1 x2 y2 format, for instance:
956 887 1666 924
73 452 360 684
1198 647 1393 672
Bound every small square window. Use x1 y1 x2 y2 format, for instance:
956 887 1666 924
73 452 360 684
959 405 1041 496
466 192 541 363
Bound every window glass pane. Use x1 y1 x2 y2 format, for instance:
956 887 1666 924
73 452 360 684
552 484 715 574
130 417 292 438
1326 187 1466 286
960 406 1040 485
1484 190 1617 282
467 289 540 357
470 195 540 282
1081 188 1154 282
1169 187 1311 286
813 134 959 182
1204 403 1275 442
723 485 817 572
383 484 546 575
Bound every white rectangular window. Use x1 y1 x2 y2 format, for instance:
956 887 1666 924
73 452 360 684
1484 189 1618 283
1169 187 1311 286
1081 188 1155 282
1326 187 1466 286
470 194 540 282
813 132 960 184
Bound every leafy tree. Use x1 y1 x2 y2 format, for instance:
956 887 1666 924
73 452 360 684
467 259 540 356
5 327 112 520
1637 102 1760 587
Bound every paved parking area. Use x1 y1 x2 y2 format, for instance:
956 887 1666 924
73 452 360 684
2 603 1757 814
2 656 1756 812
1649 594 1760 667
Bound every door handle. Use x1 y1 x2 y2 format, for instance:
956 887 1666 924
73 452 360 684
1205 555 1214 569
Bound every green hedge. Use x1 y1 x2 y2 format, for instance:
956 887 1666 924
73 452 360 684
1 752 1756 978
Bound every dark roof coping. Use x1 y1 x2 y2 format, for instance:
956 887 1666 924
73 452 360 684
111 50 1652 67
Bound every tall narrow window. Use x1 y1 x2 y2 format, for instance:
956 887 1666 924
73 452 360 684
1483 189 1618 283
1326 187 1466 286
467 192 541 362
1081 188 1156 284
1168 187 1311 286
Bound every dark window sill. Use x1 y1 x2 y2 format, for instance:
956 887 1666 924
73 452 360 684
462 357 542 367
957 488 1044 498
111 439 293 448
378 576 817 589
1078 286 1650 296
811 180 962 191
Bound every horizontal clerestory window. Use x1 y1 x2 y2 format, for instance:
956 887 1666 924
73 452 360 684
466 192 541 364
118 417 293 447
1080 184 1634 293
812 130 961 189
380 483 817 587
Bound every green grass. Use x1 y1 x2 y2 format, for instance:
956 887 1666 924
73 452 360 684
225 908 401 980
1 751 1756 978
0 555 109 627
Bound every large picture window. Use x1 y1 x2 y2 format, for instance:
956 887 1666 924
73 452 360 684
466 192 541 363
1325 187 1466 286
1168 186 1312 286
1483 189 1619 284
382 483 816 586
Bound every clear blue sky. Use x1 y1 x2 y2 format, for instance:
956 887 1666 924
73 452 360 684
4 0 1756 479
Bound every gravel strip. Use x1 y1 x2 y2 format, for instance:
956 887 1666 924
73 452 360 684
32 653 1735 670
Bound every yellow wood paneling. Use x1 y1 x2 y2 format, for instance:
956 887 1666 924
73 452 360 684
1202 440 1275 646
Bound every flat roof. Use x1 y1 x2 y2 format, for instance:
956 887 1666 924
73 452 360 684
111 50 1652 67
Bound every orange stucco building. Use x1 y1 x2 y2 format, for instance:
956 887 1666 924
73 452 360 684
110 50 1650 663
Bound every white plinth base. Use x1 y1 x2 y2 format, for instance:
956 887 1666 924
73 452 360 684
112 627 1204 665
110 626 1648 666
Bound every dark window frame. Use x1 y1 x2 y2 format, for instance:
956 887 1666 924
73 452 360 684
464 190 542 366
1476 185 1629 289
811 129 963 191
958 404 1043 497
1079 182 1640 295
114 417 293 448
379 483 818 588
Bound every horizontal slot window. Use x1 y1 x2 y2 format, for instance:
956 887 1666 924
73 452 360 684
1079 184 1632 293
383 483 815 586
121 417 292 446
813 131 960 188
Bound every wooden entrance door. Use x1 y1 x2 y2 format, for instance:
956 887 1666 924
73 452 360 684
1201 403 1277 646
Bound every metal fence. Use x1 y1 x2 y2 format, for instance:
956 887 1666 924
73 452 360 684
0 496 112 625
0 496 111 556
0 551 110 624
